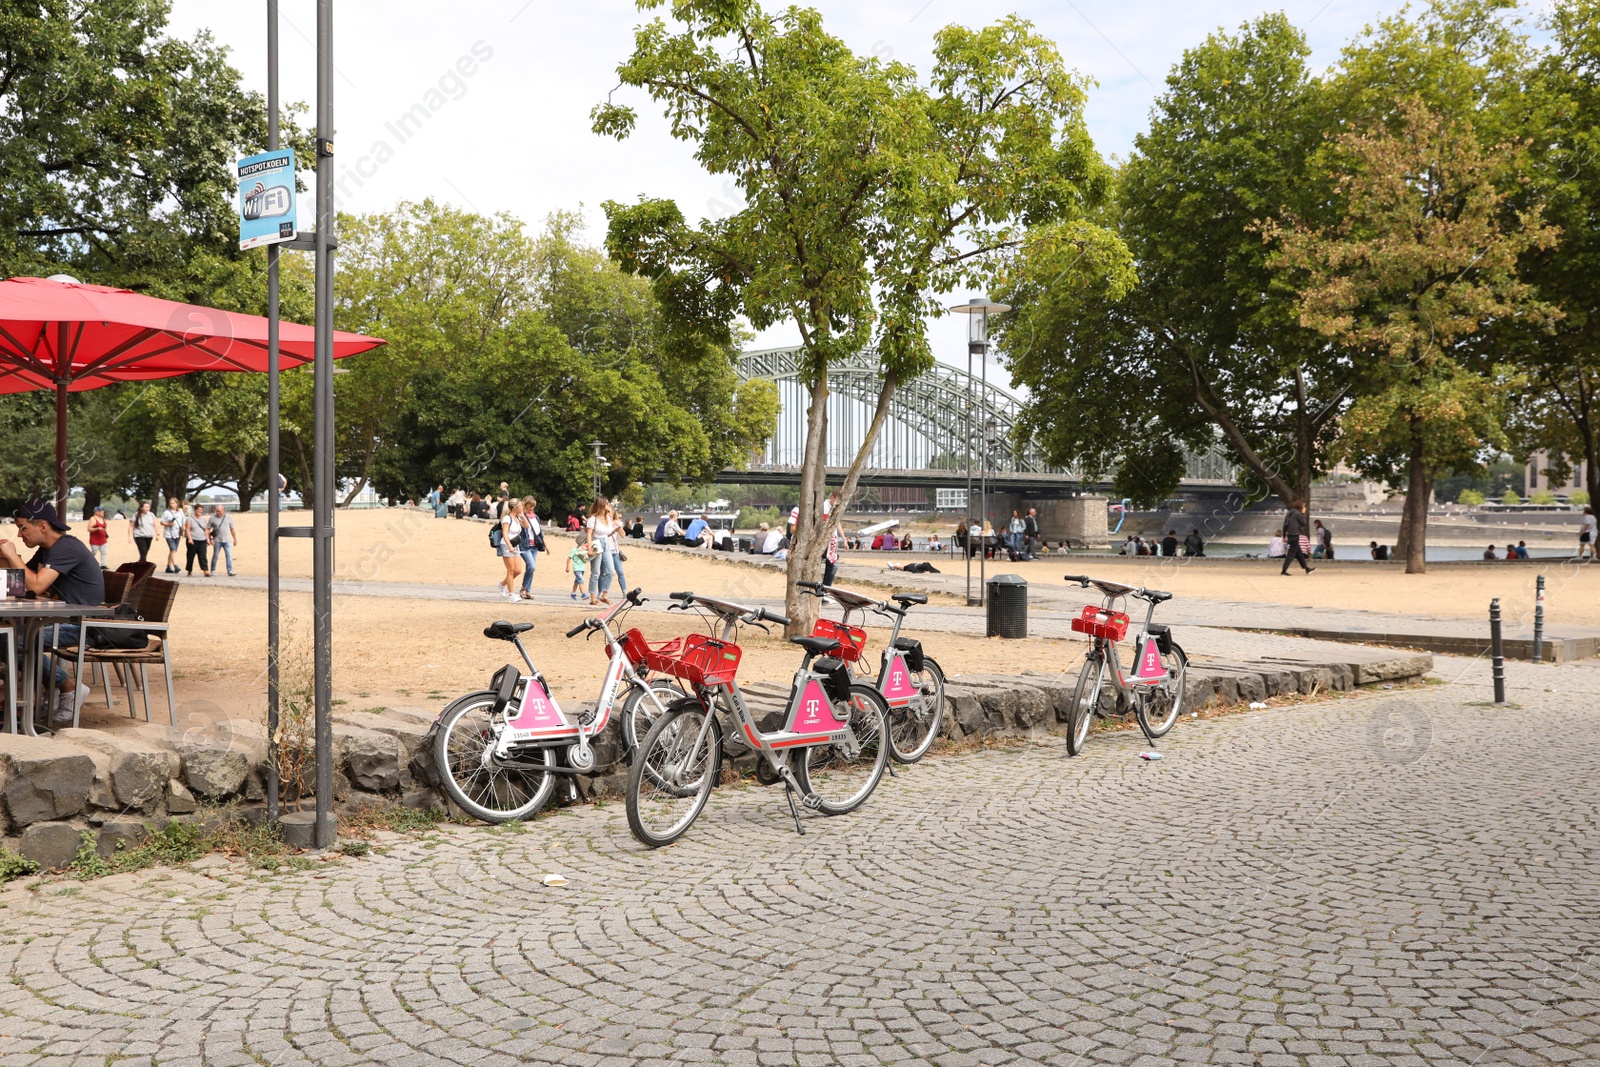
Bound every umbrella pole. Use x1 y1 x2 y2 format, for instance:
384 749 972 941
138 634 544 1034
265 0 282 825
55 379 68 519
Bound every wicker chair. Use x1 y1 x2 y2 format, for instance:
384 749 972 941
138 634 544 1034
115 560 156 600
75 577 179 728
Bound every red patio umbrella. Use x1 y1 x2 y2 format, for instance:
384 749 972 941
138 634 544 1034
0 275 385 513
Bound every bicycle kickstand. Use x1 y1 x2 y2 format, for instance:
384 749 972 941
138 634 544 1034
781 780 807 835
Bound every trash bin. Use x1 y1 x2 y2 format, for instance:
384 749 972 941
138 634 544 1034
986 574 1028 638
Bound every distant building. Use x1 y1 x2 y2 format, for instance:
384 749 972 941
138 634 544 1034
1526 451 1588 495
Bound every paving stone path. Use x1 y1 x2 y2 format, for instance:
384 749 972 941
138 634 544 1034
2 660 1597 1066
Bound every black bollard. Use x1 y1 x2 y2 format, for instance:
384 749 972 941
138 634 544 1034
1490 597 1506 704
1533 574 1545 665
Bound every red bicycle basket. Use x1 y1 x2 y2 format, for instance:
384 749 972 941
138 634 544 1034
1071 605 1130 642
640 632 742 687
612 628 683 666
811 618 868 663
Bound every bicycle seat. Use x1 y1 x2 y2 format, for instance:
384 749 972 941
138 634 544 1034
891 593 927 606
1139 589 1173 603
790 635 841 656
484 620 534 640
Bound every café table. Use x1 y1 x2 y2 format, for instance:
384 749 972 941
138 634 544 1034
0 599 115 735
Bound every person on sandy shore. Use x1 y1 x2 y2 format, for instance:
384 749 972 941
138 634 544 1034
1281 502 1314 576
492 498 524 602
160 496 184 573
1581 506 1597 562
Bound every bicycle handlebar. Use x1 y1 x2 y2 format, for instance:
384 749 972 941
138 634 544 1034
757 607 791 627
564 621 589 638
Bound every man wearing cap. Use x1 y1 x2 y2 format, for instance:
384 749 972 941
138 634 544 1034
0 501 104 729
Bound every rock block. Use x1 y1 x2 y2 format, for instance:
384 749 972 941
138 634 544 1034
0 734 95 828
355 716 433 789
167 778 197 814
181 745 249 799
1352 654 1432 685
96 816 150 858
944 686 989 739
333 723 402 793
19 820 84 870
55 730 169 813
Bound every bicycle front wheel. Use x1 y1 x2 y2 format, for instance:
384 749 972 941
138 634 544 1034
433 692 557 823
795 683 889 815
1136 641 1188 738
887 657 945 764
626 699 720 848
620 677 686 753
1065 653 1104 757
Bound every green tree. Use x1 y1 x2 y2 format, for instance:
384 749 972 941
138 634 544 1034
1501 488 1522 505
1458 488 1486 505
594 0 1116 629
1264 96 1557 573
1499 0 1600 506
1000 15 1338 510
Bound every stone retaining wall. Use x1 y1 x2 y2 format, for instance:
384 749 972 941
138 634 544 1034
1 650 1432 869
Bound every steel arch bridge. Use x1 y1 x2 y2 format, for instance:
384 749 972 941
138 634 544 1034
731 346 1239 492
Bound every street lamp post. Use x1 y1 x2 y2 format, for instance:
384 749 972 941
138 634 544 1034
589 440 606 501
949 297 1009 607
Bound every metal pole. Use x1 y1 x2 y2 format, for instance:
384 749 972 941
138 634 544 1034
1532 573 1545 665
265 0 282 823
1490 598 1506 704
979 344 988 607
965 341 974 606
311 0 337 849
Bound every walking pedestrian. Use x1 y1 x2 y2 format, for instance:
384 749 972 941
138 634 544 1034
606 499 630 594
129 501 155 562
1024 508 1041 559
820 491 841 593
86 506 109 566
1006 510 1026 556
1580 506 1597 562
1281 501 1314 575
183 503 211 577
159 496 184 573
585 495 622 605
493 498 524 601
517 496 542 599
208 504 238 576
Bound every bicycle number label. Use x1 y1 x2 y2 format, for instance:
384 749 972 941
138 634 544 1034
788 679 847 736
880 654 918 705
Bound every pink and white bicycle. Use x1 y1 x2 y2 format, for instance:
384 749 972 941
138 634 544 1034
1061 574 1188 756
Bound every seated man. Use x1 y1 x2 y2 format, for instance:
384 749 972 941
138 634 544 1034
1483 544 1498 560
682 514 710 548
760 523 784 555
1515 541 1530 559
0 501 104 730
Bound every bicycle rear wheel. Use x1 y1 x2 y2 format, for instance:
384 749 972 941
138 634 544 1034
433 692 556 823
626 699 720 847
794 683 889 815
1135 641 1188 738
1065 653 1104 757
886 657 945 764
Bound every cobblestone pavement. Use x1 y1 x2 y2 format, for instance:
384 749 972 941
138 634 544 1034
2 661 1597 1066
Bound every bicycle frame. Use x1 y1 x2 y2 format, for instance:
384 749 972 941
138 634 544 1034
1073 581 1178 746
491 597 673 769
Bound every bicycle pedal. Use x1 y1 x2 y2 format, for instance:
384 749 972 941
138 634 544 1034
801 792 824 810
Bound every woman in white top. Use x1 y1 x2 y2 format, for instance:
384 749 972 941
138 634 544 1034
585 495 622 605
516 496 541 599
494 498 524 601
604 499 631 595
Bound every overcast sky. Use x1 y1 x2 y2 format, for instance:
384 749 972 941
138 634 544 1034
170 0 1411 355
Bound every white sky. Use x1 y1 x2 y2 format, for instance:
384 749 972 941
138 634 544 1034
170 0 1411 360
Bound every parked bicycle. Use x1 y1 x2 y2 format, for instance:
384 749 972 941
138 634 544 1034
799 580 946 763
625 591 891 848
1061 574 1188 756
431 589 682 823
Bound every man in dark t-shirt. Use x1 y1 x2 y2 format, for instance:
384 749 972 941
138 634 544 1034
0 500 105 728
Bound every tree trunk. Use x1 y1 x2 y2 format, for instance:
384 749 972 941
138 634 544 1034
80 486 101 522
783 368 832 637
1403 420 1429 575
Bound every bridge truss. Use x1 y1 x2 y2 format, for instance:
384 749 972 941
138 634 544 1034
735 346 1237 488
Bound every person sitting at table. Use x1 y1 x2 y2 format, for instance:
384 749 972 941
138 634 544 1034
0 501 104 730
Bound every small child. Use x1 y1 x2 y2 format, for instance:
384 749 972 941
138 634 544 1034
566 536 589 600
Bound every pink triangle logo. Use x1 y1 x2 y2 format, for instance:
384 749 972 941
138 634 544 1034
509 679 566 731
788 678 848 736
1137 640 1167 680
881 654 918 704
